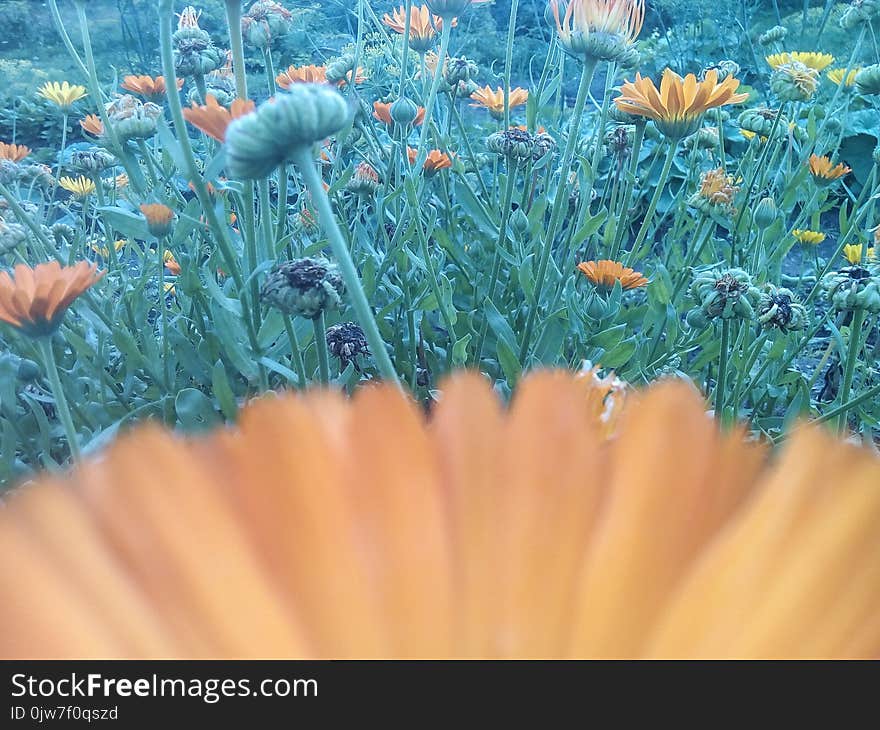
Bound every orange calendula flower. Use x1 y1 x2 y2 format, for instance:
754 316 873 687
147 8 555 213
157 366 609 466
120 75 183 101
140 203 175 238
549 0 645 61
577 259 648 290
276 64 364 89
373 101 426 127
809 154 851 185
1 373 880 658
615 68 749 140
182 95 256 142
469 85 529 119
407 147 453 172
79 114 105 137
382 5 453 53
0 141 31 162
163 250 181 275
0 261 104 337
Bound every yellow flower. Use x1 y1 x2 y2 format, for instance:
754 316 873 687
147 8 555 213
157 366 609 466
89 239 127 258
549 0 645 62
469 85 529 118
843 243 864 265
37 81 88 110
739 128 767 143
59 176 96 199
1 373 880 658
792 229 825 246
577 259 648 290
766 52 834 71
826 68 860 86
614 68 749 140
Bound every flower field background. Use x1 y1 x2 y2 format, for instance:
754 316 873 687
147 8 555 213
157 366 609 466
0 0 879 484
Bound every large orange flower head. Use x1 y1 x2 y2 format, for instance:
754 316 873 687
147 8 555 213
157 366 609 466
550 0 645 63
121 75 183 102
615 68 749 140
383 5 451 53
809 154 851 186
0 141 31 162
182 94 256 142
1 372 880 658
0 261 105 337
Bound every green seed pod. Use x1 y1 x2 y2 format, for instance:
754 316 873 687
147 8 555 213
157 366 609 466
444 56 479 86
16 357 41 382
758 25 787 46
486 128 535 164
0 218 27 254
173 28 224 77
510 207 530 236
738 108 780 137
106 95 162 141
689 266 760 322
855 64 880 95
754 197 778 229
188 76 236 107
241 1 293 49
260 257 345 319
325 321 370 370
326 53 357 85
69 149 115 174
840 0 880 30
821 266 880 313
225 84 352 180
390 97 420 128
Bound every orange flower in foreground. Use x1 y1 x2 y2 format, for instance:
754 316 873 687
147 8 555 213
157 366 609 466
120 75 183 100
79 114 105 137
0 261 104 337
1 373 880 658
615 68 749 139
182 95 256 142
577 259 648 290
407 147 453 172
0 141 31 162
470 85 529 118
373 100 426 127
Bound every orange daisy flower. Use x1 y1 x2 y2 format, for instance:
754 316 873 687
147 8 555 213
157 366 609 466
79 114 105 137
163 250 181 276
808 154 851 185
0 141 31 162
470 85 529 118
407 147 453 172
614 68 749 139
140 203 175 238
182 95 256 142
120 75 183 101
382 5 453 53
0 261 104 337
276 64 364 89
373 100 426 127
1 373 880 658
577 259 648 290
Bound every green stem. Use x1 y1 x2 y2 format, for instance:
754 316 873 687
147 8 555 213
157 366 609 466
157 235 172 391
55 113 68 183
282 314 308 387
519 58 597 363
193 73 209 104
292 147 399 385
313 311 330 385
37 337 81 462
502 0 520 132
627 140 677 263
714 318 732 421
414 21 452 167
816 378 880 427
836 307 867 433
262 46 277 96
224 0 248 99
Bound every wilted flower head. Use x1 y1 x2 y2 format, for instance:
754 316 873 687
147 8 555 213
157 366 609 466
241 0 293 49
68 148 116 174
105 95 163 141
758 25 787 46
549 0 645 63
486 127 538 164
822 265 880 312
770 61 820 101
140 203 176 238
261 257 345 319
840 0 880 29
757 285 807 332
173 7 224 77
0 218 28 255
687 266 760 327
325 321 370 371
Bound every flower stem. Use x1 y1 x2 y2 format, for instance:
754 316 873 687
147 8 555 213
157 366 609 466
836 307 867 433
282 314 307 386
627 140 677 264
292 147 399 385
313 311 330 385
714 318 732 422
224 0 248 99
37 337 81 462
519 58 598 363
414 21 452 167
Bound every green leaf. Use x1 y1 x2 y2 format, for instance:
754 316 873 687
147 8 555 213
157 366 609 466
175 388 220 431
212 360 239 420
96 206 151 240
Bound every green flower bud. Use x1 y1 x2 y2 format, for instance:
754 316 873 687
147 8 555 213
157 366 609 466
260 257 346 319
754 197 778 229
510 207 530 236
758 25 787 46
225 84 352 180
390 97 420 128
855 64 880 95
